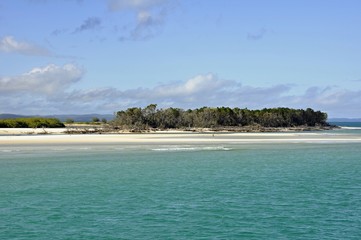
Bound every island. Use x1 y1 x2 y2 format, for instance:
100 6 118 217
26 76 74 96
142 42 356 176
0 105 336 135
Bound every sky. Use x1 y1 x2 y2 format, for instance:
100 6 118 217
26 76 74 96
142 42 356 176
1 0 361 118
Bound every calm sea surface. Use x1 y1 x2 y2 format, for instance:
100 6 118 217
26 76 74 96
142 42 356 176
1 128 361 239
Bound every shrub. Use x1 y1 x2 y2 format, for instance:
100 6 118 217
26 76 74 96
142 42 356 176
0 118 65 128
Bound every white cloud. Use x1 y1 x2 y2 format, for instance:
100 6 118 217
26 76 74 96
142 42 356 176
287 86 361 117
129 9 165 40
0 64 84 95
0 36 51 56
151 74 230 97
110 0 174 41
108 0 167 11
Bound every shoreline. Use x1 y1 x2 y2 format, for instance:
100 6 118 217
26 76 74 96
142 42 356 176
0 124 337 136
1 131 360 146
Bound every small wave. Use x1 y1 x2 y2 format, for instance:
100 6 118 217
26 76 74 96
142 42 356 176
112 148 125 150
78 147 91 150
340 127 361 130
152 147 197 152
51 148 68 151
202 146 232 151
1 149 13 153
151 146 232 152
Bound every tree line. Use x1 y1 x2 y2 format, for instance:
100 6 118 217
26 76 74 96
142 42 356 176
113 104 328 130
0 118 65 128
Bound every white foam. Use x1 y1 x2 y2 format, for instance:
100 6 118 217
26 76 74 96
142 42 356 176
340 127 361 130
151 146 232 152
202 146 232 151
1 149 13 152
50 148 70 151
152 147 197 152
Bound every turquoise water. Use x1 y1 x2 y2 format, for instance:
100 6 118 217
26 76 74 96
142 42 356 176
1 143 361 239
330 122 361 135
330 122 361 128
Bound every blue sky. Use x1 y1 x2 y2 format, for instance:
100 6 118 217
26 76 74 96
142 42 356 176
1 0 361 118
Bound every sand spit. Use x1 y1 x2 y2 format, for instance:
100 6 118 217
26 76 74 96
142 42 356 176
1 131 360 145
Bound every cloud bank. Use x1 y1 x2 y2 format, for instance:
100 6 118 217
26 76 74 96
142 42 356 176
1 66 360 118
0 64 84 95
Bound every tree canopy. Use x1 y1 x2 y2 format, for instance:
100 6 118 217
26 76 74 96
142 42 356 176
0 117 65 128
113 105 328 130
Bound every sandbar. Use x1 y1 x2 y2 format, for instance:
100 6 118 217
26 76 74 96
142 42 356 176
1 128 360 146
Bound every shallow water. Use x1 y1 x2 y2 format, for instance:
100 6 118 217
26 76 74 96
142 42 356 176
1 142 361 239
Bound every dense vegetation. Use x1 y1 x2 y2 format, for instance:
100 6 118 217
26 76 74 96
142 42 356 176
113 104 328 130
0 117 65 128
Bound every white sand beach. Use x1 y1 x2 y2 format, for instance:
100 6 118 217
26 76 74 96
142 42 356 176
1 128 361 145
0 128 66 135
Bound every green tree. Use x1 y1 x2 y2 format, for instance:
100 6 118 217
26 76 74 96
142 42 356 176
112 105 329 130
143 104 157 128
65 118 74 124
92 117 100 123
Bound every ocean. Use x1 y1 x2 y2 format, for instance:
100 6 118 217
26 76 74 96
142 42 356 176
330 122 361 135
1 126 361 239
